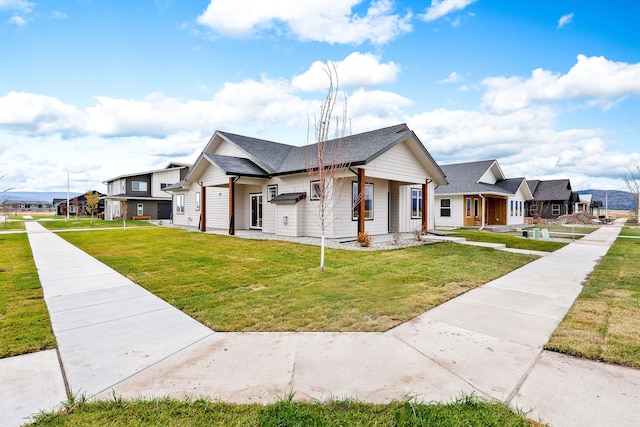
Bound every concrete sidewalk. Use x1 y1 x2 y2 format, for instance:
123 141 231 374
3 222 213 426
4 220 639 426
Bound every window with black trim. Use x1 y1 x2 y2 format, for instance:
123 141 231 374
267 184 278 202
352 182 373 220
411 188 422 219
552 204 560 215
440 198 451 217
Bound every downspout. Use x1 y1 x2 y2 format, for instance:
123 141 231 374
479 194 486 231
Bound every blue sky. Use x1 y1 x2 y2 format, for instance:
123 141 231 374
1 0 639 193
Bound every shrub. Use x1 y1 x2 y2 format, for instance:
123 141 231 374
356 231 372 247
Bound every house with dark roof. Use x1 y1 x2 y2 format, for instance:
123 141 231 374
165 124 448 238
434 160 533 229
103 163 189 220
525 179 578 219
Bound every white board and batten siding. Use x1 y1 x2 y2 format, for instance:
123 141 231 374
151 169 182 198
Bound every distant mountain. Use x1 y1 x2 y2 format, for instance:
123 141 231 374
578 189 637 210
1 191 83 203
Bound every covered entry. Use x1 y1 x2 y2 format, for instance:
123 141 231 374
463 194 507 227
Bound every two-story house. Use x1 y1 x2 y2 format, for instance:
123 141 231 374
103 163 189 220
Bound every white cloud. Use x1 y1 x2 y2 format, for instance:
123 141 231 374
482 55 640 112
407 105 640 186
420 0 476 22
0 0 33 12
292 52 400 92
0 92 84 134
438 71 461 84
196 0 412 44
558 12 574 29
8 15 25 26
51 10 68 20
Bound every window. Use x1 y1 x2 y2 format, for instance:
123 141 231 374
310 180 321 200
519 201 523 216
440 198 451 217
121 181 125 193
411 188 422 219
510 200 514 216
160 183 170 190
107 183 113 195
195 192 200 211
474 198 479 217
132 181 148 192
552 204 560 216
267 184 278 202
137 204 143 216
176 194 185 214
352 182 373 220
465 198 471 217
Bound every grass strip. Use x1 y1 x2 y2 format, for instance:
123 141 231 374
545 233 640 368
0 233 56 358
60 227 537 332
39 218 155 230
445 229 567 251
28 394 544 426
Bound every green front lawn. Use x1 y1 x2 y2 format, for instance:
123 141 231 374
39 218 155 230
60 228 538 332
0 234 56 358
545 236 640 368
28 395 544 426
618 226 640 237
445 229 568 251
0 220 25 230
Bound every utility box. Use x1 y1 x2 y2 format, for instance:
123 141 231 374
522 230 529 238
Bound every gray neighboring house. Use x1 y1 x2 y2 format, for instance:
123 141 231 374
103 163 189 220
526 179 579 219
165 124 448 238
434 160 533 229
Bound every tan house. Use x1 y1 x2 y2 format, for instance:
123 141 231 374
434 160 533 229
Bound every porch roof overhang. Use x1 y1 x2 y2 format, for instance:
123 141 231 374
270 192 306 205
205 153 271 178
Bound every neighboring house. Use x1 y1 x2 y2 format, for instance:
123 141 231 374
433 160 532 229
57 192 105 217
165 124 448 239
103 163 189 220
526 179 578 219
575 194 603 216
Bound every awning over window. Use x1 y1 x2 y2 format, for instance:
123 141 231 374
270 192 306 204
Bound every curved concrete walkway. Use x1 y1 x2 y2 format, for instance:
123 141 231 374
3 220 639 426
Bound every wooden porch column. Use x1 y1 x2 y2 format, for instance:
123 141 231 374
200 184 206 232
228 177 235 235
358 168 365 235
421 180 428 233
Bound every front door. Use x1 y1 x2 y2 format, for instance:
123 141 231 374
250 194 263 229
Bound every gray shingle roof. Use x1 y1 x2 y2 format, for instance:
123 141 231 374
435 160 516 196
530 179 573 201
205 153 270 177
219 124 443 177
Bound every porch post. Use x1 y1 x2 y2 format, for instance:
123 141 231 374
421 180 428 233
358 168 365 235
228 177 235 235
200 184 206 232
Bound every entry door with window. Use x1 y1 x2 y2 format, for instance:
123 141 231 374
250 194 263 229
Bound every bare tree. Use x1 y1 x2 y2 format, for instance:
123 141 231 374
85 191 100 224
0 174 15 227
622 163 640 221
304 62 351 272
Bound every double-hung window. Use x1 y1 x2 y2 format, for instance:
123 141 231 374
440 199 451 217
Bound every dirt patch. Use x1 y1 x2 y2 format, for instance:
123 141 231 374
546 211 602 225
